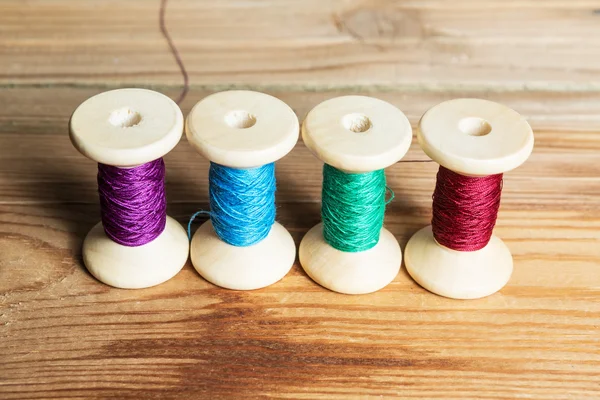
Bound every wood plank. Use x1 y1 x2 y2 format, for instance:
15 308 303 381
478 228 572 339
1 86 599 398
2 0 600 91
1 201 599 399
0 87 598 208
2 1 600 394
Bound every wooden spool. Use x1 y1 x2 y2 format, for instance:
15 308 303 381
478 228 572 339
69 88 189 289
405 98 534 299
299 96 413 294
185 90 299 290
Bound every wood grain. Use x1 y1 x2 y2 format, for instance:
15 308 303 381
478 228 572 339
1 86 599 399
1 1 600 399
2 0 600 92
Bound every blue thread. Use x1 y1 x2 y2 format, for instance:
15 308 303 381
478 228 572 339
188 162 277 246
187 210 210 240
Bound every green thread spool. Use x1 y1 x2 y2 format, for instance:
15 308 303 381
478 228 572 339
321 164 393 252
299 95 412 294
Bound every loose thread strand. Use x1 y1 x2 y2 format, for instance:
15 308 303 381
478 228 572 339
187 210 211 240
159 0 189 105
385 186 395 205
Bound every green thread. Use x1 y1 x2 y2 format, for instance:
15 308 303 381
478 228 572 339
321 164 393 252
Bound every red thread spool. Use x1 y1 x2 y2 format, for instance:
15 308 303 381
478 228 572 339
405 99 534 300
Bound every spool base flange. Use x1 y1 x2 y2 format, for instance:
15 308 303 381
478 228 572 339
82 216 189 289
405 226 513 299
299 223 402 295
190 221 296 290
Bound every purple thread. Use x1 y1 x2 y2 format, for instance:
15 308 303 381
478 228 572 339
97 159 167 247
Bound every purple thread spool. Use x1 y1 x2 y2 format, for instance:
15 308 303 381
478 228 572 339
69 88 189 289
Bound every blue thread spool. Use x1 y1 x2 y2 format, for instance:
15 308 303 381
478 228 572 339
186 91 299 290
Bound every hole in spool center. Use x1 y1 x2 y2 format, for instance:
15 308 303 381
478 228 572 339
458 117 492 137
109 107 142 128
342 113 372 133
225 110 257 129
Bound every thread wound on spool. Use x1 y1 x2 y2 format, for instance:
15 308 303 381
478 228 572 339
98 159 167 247
208 162 276 247
432 166 503 251
321 164 392 252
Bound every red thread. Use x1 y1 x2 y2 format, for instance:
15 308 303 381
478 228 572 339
159 0 189 105
432 166 503 252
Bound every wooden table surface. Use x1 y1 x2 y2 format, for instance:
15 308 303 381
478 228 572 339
1 1 599 399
